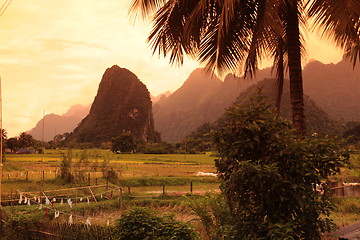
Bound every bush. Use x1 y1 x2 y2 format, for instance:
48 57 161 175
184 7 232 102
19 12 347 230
115 207 197 240
213 94 350 239
59 149 74 183
111 133 137 153
190 193 237 240
103 169 119 185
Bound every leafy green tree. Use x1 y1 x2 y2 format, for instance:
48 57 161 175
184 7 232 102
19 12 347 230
343 122 360 144
17 132 35 149
129 0 360 136
213 94 350 239
5 137 18 153
111 133 137 153
60 150 74 183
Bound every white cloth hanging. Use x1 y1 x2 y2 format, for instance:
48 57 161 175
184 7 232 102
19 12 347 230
80 197 83 202
60 199 63 205
38 197 41 204
45 197 51 205
87 197 90 204
27 199 31 205
68 215 73 225
67 198 73 208
85 218 91 226
101 194 103 199
39 204 43 210
106 220 110 226
24 197 27 204
52 198 56 203
54 211 60 218
18 194 23 204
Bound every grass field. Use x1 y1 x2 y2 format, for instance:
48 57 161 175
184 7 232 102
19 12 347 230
1 149 219 201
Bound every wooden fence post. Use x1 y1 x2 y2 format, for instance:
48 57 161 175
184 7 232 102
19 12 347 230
190 181 193 194
88 173 91 186
88 186 97 203
42 170 45 180
162 185 165 197
10 189 13 212
118 188 123 209
127 186 131 195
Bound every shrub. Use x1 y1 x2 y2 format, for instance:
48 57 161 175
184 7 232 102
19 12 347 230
103 169 119 185
111 133 137 153
190 193 237 240
115 207 197 240
59 149 74 183
213 94 350 239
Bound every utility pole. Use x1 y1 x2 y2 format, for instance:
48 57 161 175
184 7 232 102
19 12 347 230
41 110 45 152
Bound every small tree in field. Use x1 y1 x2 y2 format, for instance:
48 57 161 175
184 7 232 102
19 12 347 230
214 93 349 239
60 150 74 183
111 133 137 153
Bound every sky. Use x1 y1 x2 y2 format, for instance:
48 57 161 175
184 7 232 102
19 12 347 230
0 0 345 137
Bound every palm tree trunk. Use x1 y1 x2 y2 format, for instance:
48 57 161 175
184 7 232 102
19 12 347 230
275 41 284 116
285 0 306 136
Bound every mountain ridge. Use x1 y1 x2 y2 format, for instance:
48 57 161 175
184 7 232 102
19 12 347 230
27 104 90 142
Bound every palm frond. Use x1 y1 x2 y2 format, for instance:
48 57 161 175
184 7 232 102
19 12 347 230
308 0 360 66
148 0 198 66
345 42 360 67
129 0 168 19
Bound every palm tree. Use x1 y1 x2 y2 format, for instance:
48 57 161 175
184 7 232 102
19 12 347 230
1 129 6 142
129 0 360 136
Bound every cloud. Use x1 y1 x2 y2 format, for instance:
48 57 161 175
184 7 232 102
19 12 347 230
38 38 108 52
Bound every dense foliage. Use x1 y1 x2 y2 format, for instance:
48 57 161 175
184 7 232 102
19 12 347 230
115 207 197 240
213 94 350 239
190 193 237 240
343 121 360 144
111 133 137 153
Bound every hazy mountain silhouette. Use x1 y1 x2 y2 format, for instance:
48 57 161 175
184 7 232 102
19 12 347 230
156 59 360 142
187 77 343 142
28 104 90 141
234 78 343 136
28 59 359 143
151 91 171 104
303 58 360 122
153 67 272 142
70 65 157 143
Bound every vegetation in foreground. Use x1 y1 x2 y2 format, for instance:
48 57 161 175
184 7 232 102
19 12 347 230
211 95 349 239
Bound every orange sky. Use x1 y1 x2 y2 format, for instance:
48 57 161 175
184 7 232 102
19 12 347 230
0 0 344 137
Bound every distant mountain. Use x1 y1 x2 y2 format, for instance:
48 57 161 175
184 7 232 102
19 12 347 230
153 67 272 142
234 78 343 136
187 78 343 143
303 59 360 122
151 91 171 104
28 104 90 141
70 65 157 143
156 59 360 142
